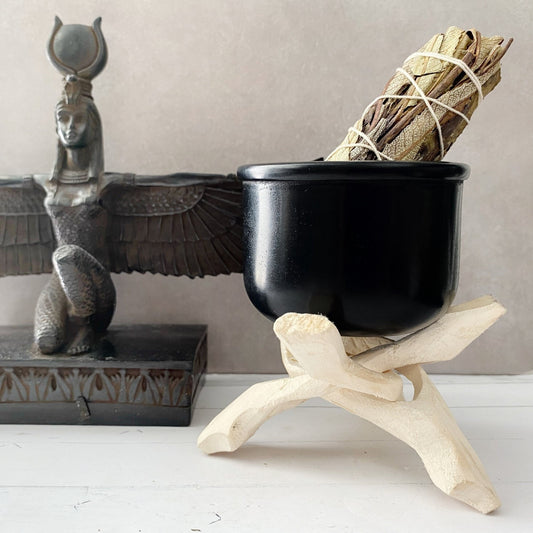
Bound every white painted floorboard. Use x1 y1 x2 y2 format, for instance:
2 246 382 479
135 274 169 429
0 374 532 532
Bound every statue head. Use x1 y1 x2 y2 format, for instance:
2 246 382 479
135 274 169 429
52 76 104 181
55 77 101 147
56 104 91 148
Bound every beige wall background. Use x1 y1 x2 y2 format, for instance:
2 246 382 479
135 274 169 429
0 0 531 373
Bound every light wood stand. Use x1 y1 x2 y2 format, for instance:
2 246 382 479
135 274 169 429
198 296 506 514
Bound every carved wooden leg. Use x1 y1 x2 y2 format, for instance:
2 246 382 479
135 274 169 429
352 295 506 371
197 375 332 454
273 313 403 401
324 365 500 513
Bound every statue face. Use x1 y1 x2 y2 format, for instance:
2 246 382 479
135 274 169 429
56 104 90 147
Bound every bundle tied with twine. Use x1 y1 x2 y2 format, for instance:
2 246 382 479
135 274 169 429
327 27 512 162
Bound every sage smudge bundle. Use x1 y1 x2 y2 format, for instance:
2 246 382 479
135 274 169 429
327 27 512 162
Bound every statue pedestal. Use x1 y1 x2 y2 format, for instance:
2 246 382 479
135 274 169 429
0 324 207 426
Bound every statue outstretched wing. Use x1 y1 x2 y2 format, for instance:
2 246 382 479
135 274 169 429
0 178 55 276
101 173 243 277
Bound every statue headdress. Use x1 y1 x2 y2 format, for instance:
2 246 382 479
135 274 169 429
47 16 107 83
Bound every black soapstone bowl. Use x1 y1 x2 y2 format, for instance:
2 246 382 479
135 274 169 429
237 161 469 336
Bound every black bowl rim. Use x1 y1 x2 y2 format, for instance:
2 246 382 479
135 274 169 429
237 161 470 181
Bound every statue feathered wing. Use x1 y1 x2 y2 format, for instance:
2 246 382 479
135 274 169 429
0 182 55 276
101 175 243 277
0 174 243 278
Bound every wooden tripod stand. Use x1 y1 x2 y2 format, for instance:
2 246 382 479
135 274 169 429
198 296 506 514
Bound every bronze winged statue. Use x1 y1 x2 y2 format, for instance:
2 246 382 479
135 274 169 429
0 17 242 355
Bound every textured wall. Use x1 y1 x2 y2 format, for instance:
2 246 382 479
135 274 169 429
0 0 531 373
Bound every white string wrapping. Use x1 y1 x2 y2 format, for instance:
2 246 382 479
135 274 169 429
405 51 484 101
327 51 484 161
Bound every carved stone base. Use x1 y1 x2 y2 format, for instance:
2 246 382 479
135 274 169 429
0 324 207 426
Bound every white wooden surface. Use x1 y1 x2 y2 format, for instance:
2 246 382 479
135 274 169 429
0 374 532 532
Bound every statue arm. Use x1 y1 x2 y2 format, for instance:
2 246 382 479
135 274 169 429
0 174 48 189
101 172 236 191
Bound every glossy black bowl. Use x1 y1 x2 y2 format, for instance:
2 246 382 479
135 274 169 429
237 161 469 336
